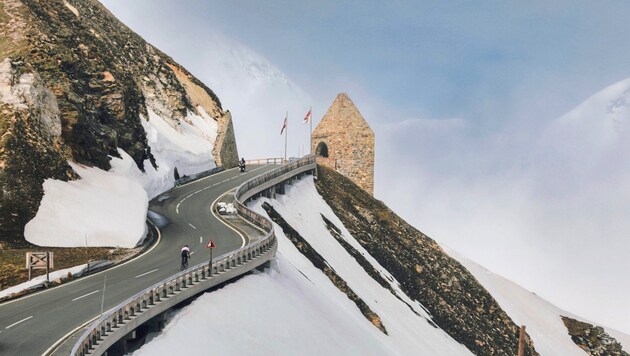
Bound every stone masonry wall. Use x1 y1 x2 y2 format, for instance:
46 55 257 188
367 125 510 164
311 93 374 195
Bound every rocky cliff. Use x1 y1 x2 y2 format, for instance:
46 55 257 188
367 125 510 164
0 0 238 247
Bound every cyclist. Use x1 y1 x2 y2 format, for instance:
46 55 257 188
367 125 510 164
181 244 190 270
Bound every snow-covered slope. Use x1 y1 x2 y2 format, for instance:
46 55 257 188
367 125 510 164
133 176 629 355
133 176 471 355
447 248 620 356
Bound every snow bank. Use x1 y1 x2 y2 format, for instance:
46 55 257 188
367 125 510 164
25 106 218 248
24 160 148 248
0 263 87 300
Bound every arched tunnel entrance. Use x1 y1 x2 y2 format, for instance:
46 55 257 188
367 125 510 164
315 142 329 158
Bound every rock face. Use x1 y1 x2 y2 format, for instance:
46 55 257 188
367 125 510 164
315 165 538 355
213 111 239 168
311 93 374 195
0 0 238 247
562 316 629 356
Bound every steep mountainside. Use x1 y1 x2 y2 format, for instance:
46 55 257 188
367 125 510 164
129 170 629 355
0 0 238 247
315 166 537 355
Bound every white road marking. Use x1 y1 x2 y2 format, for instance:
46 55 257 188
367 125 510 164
199 236 202 243
188 223 197 230
72 290 100 302
173 167 235 189
135 269 159 278
5 316 33 329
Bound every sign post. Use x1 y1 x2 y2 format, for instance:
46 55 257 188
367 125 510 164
206 240 216 276
26 252 54 282
518 325 526 356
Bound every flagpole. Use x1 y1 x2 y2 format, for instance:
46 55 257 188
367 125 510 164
309 106 312 155
284 111 288 163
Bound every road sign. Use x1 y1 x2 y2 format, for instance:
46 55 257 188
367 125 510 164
26 252 53 281
26 252 54 269
206 240 216 248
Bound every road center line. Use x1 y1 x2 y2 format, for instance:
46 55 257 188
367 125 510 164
5 316 33 329
188 222 197 230
72 290 100 302
135 268 159 278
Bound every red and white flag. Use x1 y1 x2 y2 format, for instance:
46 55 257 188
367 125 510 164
303 108 311 124
280 114 288 135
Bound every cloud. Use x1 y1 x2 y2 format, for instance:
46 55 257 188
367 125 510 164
377 78 630 333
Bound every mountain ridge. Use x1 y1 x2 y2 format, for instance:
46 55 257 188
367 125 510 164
0 0 238 246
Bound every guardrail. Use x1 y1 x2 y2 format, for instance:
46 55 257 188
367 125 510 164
175 166 224 186
70 155 317 356
245 157 284 165
234 155 316 230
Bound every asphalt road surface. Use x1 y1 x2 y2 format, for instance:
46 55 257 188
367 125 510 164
0 164 276 356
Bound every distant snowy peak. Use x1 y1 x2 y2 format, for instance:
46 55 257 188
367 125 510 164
558 78 630 134
217 34 292 87
543 77 630 158
559 77 630 129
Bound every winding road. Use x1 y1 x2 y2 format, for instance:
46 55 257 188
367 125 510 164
0 164 276 356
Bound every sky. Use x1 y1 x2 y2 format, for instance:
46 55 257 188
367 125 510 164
100 1 630 334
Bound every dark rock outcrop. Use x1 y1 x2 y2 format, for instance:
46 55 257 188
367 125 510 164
315 165 538 355
262 201 388 334
562 316 628 356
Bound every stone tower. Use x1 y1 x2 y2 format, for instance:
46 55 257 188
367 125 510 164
312 93 375 195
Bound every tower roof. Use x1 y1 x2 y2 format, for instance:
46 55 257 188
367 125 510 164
314 93 373 136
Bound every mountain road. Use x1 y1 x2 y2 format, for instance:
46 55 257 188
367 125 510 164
0 165 276 356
